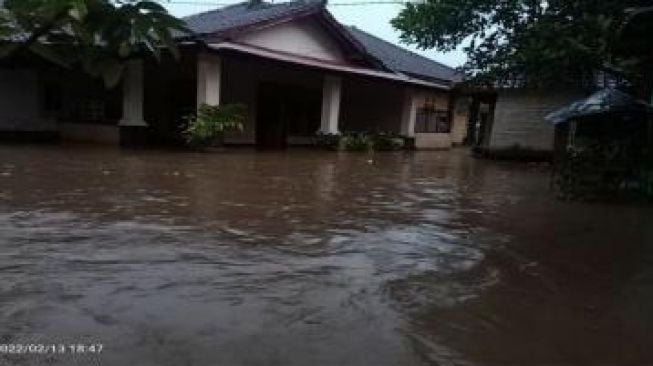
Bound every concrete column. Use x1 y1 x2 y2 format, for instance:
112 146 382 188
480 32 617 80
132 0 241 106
401 89 418 137
119 60 147 127
197 54 222 108
320 75 342 134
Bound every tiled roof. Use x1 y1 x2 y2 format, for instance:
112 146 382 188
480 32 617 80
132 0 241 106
347 26 460 84
183 0 324 36
183 1 458 84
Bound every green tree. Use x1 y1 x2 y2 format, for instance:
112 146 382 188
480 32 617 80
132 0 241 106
618 6 653 98
392 0 653 92
0 0 187 87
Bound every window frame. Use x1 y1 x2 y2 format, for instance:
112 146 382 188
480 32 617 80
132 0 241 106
414 97 452 134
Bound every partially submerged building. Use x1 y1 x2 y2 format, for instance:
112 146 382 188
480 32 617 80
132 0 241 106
469 88 583 159
0 0 468 150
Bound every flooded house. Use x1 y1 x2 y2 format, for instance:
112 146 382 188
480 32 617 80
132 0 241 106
0 0 468 150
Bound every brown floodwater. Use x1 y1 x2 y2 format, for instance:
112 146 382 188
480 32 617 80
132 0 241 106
0 144 652 366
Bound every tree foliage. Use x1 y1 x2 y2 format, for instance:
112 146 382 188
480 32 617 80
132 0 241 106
0 0 188 87
392 0 653 91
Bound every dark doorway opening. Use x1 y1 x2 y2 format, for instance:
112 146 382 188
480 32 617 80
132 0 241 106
466 94 496 149
256 82 321 149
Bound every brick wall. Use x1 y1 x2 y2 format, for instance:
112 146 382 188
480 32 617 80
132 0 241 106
490 89 582 152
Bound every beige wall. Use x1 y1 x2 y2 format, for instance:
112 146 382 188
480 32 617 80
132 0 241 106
489 89 582 152
235 18 347 63
415 133 452 150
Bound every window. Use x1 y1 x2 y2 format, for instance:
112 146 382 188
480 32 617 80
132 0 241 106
415 108 451 133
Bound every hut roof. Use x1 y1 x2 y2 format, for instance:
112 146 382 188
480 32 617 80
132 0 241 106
546 88 653 125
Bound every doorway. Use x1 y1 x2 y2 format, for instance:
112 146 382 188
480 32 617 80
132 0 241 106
256 82 321 149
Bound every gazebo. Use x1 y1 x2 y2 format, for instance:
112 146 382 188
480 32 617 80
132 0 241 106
544 88 653 200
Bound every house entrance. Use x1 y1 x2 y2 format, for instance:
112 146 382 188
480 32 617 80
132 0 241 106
256 82 321 149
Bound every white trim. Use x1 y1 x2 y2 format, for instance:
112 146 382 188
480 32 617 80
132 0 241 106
206 42 451 91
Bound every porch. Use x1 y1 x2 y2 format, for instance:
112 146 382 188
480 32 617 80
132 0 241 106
1 47 466 150
138 47 462 149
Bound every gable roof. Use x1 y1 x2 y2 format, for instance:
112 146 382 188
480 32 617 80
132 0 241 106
347 26 460 84
184 0 324 38
182 1 458 85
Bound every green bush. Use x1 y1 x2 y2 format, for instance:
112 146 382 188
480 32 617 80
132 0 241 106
316 133 341 150
317 131 406 152
371 132 405 151
553 140 648 201
183 103 246 148
339 132 375 151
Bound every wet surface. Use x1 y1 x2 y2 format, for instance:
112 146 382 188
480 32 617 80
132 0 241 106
0 144 652 366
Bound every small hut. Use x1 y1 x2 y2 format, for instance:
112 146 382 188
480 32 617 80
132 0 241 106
545 88 653 200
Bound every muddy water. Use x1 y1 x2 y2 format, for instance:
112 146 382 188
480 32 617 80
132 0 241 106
0 145 652 366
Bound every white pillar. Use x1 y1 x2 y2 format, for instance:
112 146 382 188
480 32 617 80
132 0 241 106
197 54 222 108
320 75 342 135
401 89 418 137
120 60 147 127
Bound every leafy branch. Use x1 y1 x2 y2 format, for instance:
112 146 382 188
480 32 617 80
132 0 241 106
0 0 189 87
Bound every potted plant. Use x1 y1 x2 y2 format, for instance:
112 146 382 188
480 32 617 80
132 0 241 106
183 103 246 150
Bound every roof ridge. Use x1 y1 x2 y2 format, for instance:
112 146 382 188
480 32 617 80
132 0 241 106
182 0 322 21
347 25 456 72
182 2 253 21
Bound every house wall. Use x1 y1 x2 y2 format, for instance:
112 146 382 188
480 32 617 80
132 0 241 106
339 77 404 133
0 68 55 132
489 89 582 152
235 18 347 63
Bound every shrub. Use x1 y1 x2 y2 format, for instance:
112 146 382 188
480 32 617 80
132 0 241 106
317 131 406 151
183 103 246 148
339 132 374 151
316 133 341 150
371 132 405 151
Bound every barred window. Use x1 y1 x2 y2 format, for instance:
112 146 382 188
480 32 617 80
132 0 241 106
415 108 451 133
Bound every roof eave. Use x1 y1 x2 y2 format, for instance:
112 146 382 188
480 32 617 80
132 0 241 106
206 42 450 91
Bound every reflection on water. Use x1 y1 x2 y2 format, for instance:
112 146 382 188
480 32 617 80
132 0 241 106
0 145 652 365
